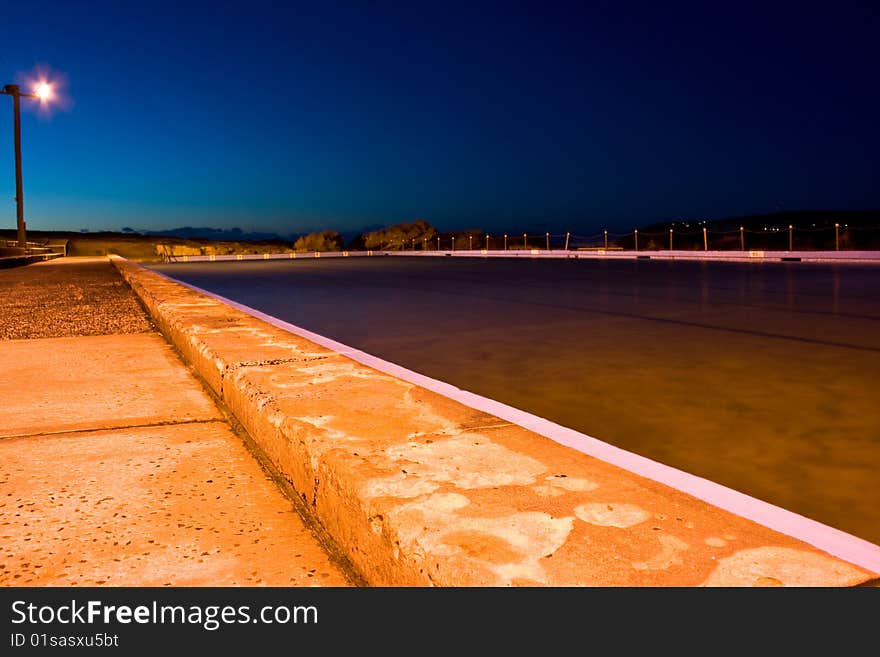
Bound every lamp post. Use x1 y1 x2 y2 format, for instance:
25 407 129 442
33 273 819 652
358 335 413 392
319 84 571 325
1 82 50 248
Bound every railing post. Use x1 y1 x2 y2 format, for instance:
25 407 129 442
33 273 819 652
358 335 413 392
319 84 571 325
504 233 508 250
835 223 840 251
604 229 608 250
634 229 639 251
669 228 673 250
789 224 793 251
469 234 473 250
740 226 744 251
437 235 440 251
564 232 570 251
486 234 490 250
452 235 455 252
545 232 550 251
523 233 527 249
703 226 707 251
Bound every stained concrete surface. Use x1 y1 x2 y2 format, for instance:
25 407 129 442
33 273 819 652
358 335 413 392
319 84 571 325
0 257 153 339
0 334 221 438
0 423 349 586
0 257 354 587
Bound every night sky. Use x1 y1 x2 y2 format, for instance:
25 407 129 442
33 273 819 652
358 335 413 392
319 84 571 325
2 1 878 237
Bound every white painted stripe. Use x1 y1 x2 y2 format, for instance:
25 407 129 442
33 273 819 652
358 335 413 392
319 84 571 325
148 265 880 574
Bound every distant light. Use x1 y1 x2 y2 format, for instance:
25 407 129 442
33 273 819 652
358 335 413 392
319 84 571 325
35 82 52 101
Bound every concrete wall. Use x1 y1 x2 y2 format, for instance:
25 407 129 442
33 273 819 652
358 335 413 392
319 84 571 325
112 257 879 586
159 248 880 264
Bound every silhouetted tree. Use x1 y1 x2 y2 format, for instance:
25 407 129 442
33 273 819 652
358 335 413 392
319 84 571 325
294 230 344 252
358 219 438 250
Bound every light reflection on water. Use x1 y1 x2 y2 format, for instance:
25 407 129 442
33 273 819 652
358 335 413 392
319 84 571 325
152 257 880 545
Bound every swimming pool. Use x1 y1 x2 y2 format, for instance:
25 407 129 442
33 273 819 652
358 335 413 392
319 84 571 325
151 256 880 545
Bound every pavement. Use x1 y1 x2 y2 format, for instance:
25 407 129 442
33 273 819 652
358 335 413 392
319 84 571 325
0 257 355 586
2 256 877 587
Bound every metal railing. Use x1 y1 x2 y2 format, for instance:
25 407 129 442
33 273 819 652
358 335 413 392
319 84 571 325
378 224 880 253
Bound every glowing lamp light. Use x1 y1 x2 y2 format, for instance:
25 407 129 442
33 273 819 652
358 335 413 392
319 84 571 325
1 67 67 247
35 82 52 101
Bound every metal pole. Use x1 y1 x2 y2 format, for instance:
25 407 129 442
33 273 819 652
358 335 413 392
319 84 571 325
437 235 440 251
835 223 839 251
634 229 638 251
504 233 508 250
523 233 527 249
604 230 608 250
740 226 744 251
469 234 472 251
545 232 550 251
5 85 27 248
452 236 455 252
564 232 570 251
702 227 707 251
486 234 489 250
788 224 793 251
669 228 673 250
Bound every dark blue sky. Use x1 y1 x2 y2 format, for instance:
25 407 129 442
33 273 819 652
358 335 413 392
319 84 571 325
2 0 878 237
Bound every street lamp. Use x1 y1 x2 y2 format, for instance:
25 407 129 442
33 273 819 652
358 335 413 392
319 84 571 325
1 82 51 248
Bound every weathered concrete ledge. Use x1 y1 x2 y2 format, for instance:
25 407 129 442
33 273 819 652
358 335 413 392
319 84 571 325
112 256 878 586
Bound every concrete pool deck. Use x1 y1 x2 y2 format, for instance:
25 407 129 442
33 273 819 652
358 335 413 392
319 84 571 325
109 255 880 586
0 257 354 587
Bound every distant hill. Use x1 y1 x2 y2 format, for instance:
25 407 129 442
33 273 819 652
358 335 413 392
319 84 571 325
0 228 297 261
136 226 291 242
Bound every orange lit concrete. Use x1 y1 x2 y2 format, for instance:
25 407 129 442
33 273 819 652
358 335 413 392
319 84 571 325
114 257 878 586
0 257 354 587
0 334 220 438
0 422 350 586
